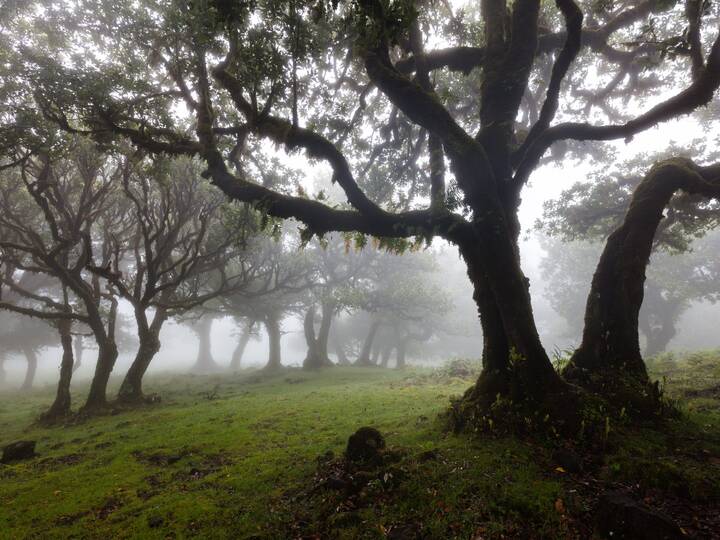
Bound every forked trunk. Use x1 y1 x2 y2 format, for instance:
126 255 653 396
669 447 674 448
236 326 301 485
118 307 167 403
20 346 38 391
230 323 253 371
83 339 119 411
81 297 119 413
304 302 334 370
356 320 380 366
41 320 74 422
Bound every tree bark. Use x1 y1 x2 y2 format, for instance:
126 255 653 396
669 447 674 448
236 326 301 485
566 159 720 401
20 346 38 391
41 319 74 421
229 322 253 371
355 320 380 366
81 297 119 412
459 240 562 405
264 314 282 371
72 334 83 373
117 307 167 403
303 302 335 370
191 316 220 373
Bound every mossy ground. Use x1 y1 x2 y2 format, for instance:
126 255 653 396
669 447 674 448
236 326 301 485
0 354 718 539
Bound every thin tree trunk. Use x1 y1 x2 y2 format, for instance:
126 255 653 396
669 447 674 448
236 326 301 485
72 334 83 373
371 343 381 365
379 343 394 368
20 346 38 391
191 316 219 373
41 319 74 421
264 314 282 371
395 340 407 369
230 322 253 371
356 320 380 366
0 355 5 386
333 334 350 365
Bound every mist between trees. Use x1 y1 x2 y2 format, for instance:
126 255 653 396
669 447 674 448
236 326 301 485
0 0 717 430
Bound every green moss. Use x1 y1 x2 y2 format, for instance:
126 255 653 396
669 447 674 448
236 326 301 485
0 355 718 538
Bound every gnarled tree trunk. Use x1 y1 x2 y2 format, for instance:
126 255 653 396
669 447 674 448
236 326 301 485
230 321 253 371
118 307 167 403
41 319 74 422
566 159 720 407
355 320 380 366
82 298 119 412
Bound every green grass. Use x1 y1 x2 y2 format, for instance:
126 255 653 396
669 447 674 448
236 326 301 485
0 357 719 539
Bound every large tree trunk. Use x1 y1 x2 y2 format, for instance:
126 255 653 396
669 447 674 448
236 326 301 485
566 159 720 407
459 241 561 405
191 316 220 373
355 320 380 366
229 321 253 371
72 334 83 373
264 314 282 371
20 346 38 391
41 319 74 422
118 307 167 403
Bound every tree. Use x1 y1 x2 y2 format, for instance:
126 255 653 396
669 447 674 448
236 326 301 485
0 148 111 419
216 225 315 370
90 152 247 399
0 141 126 413
8 0 720 424
540 234 720 356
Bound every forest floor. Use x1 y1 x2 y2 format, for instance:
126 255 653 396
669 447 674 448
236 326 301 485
0 353 719 539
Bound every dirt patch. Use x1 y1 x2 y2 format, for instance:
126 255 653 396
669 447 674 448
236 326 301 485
35 453 84 469
132 449 189 466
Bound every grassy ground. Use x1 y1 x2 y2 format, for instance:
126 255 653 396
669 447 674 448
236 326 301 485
0 355 719 539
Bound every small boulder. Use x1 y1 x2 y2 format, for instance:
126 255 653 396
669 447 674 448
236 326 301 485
1 440 36 463
346 427 385 463
596 491 683 539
